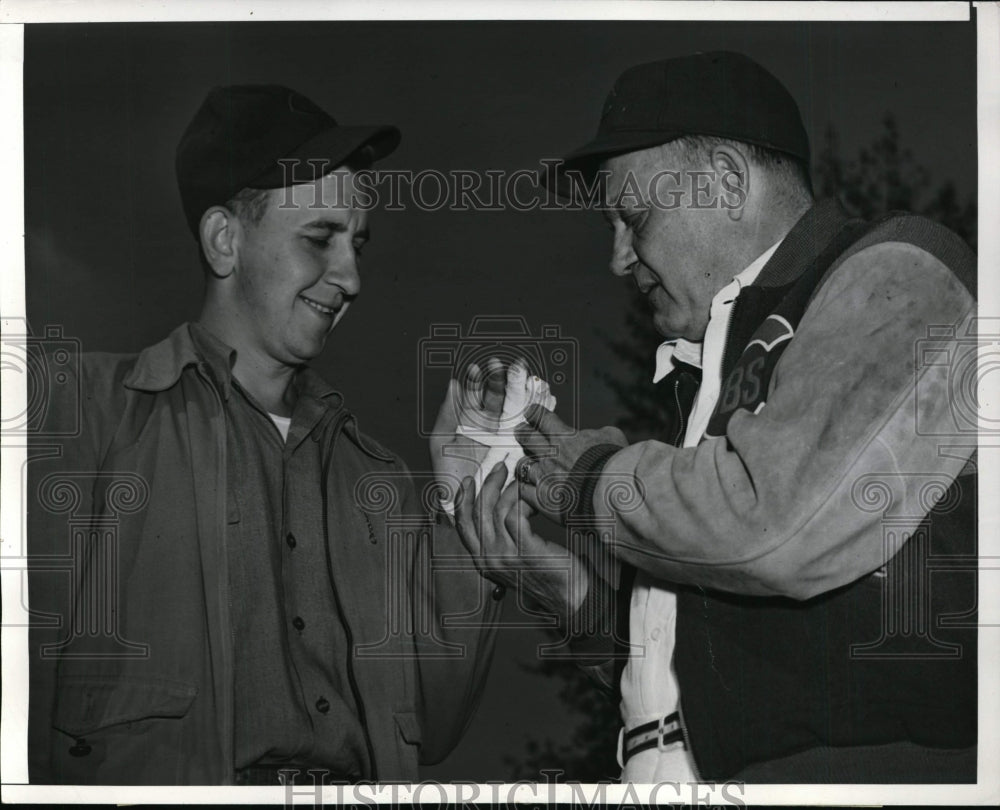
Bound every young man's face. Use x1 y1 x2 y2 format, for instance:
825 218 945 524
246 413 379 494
232 169 368 366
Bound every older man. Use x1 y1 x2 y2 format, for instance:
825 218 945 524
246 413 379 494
455 52 977 783
28 85 500 785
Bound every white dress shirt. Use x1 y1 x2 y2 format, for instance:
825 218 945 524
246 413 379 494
619 239 781 783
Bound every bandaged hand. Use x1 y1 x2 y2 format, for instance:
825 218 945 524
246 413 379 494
431 358 556 516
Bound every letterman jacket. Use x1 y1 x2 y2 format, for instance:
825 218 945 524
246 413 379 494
576 200 978 778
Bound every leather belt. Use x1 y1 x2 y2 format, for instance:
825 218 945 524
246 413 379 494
622 711 685 764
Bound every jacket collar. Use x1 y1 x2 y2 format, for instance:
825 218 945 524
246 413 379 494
122 322 232 394
123 322 343 402
122 322 392 461
753 198 856 288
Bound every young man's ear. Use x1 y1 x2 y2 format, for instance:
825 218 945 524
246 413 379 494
710 143 750 222
199 206 239 279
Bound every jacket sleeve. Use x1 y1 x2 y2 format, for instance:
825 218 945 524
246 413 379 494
592 241 977 600
26 350 126 782
398 469 503 765
563 566 624 692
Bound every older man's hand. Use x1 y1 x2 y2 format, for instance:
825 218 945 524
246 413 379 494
514 405 627 526
454 460 590 619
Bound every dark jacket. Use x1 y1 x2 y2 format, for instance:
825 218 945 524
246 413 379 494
674 203 978 778
28 323 501 784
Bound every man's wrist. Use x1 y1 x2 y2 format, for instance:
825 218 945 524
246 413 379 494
569 443 622 519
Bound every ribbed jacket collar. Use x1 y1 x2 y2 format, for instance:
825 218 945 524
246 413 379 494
754 198 854 288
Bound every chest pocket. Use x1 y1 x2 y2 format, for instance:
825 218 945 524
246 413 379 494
53 676 198 738
51 676 198 784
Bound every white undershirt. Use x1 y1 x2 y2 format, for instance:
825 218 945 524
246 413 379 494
269 412 291 441
619 239 781 783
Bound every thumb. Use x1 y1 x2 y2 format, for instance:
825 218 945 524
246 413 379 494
524 402 570 438
432 378 461 435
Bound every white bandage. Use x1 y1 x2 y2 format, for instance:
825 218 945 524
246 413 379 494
440 363 556 515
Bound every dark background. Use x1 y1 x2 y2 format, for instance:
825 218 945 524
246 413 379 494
23 19 977 780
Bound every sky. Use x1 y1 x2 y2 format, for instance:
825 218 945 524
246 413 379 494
20 17 978 781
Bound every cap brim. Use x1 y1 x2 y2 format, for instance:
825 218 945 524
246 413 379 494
541 129 680 202
249 123 401 188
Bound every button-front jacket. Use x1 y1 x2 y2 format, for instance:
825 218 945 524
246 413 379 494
27 323 501 784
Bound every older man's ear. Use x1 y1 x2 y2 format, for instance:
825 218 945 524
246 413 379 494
710 143 750 222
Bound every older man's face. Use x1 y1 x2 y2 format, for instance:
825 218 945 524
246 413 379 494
602 144 732 341
231 168 368 366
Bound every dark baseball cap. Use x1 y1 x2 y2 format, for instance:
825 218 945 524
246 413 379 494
176 84 401 236
547 51 808 197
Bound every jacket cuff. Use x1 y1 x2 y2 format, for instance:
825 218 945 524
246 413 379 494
569 443 622 519
566 570 616 663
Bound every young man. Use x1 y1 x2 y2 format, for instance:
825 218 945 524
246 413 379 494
27 85 501 785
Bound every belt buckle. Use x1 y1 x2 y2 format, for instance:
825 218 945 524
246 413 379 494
656 712 682 753
657 714 669 752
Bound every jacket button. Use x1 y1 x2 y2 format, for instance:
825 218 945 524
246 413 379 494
315 697 330 714
292 616 305 631
492 584 506 601
69 739 92 757
286 532 297 549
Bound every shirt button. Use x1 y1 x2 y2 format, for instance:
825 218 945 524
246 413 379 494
315 697 330 714
650 627 662 641
491 584 506 601
292 616 305 631
286 532 297 549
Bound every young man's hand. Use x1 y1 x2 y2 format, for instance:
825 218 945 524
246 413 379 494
429 359 505 518
454 460 590 618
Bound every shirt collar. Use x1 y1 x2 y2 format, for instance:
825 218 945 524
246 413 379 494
651 239 782 383
653 338 702 383
124 321 341 406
